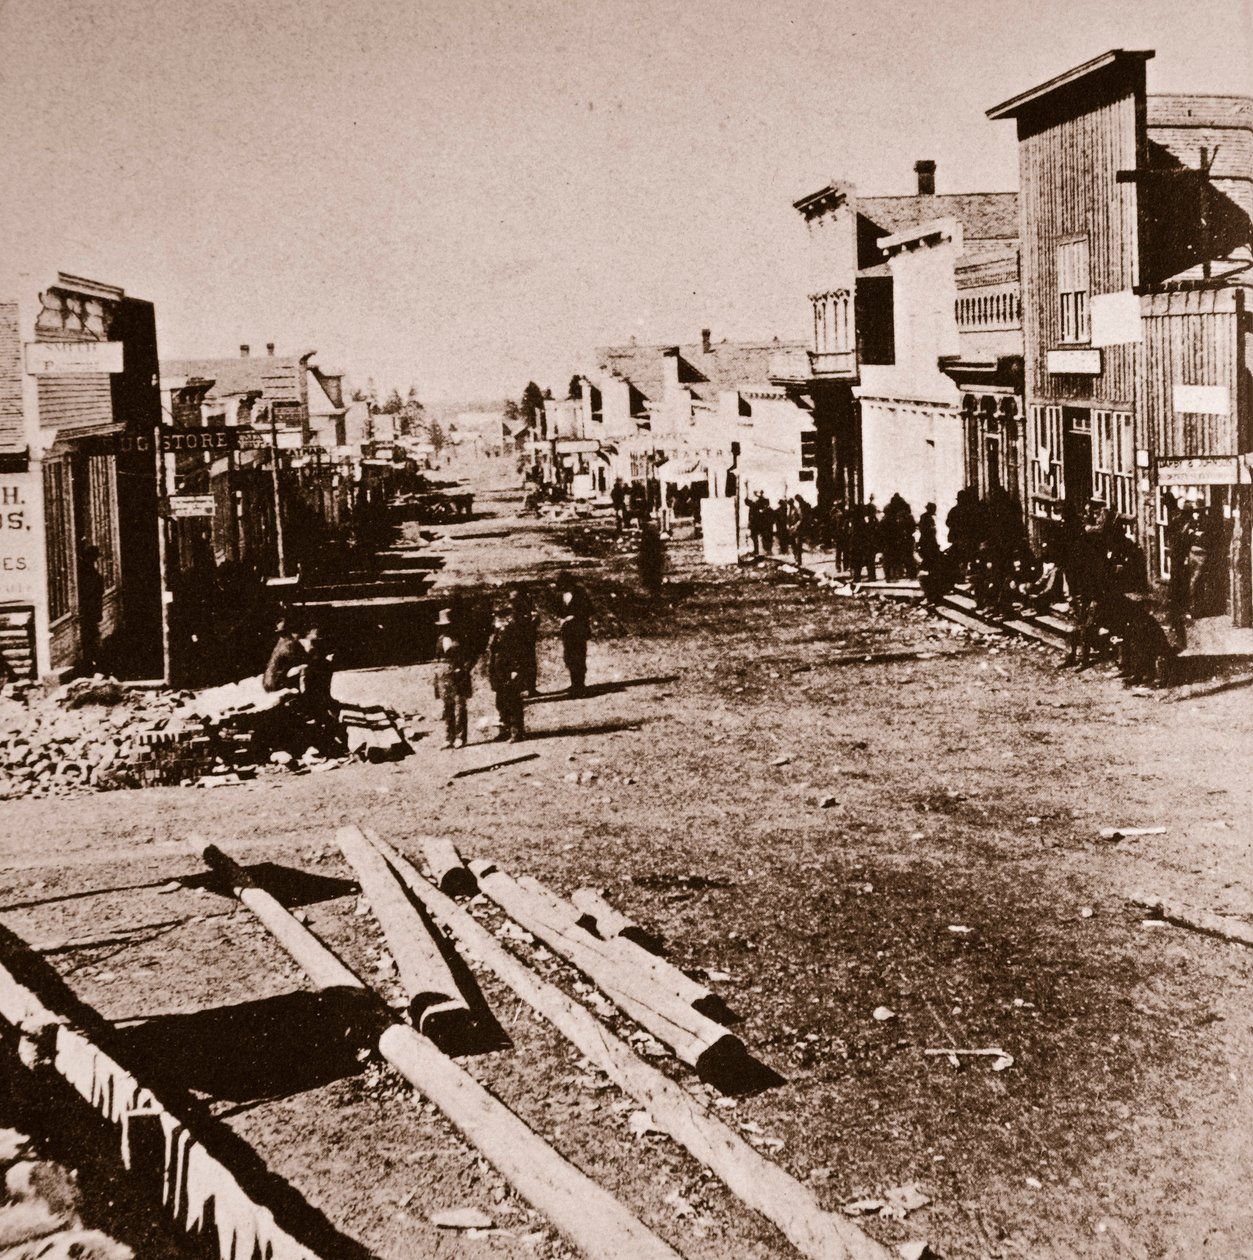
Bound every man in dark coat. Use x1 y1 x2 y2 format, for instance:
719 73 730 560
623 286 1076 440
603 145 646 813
508 584 539 695
487 609 528 741
556 573 592 693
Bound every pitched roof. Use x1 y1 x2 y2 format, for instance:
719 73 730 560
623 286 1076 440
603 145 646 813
986 49 1154 120
160 353 313 402
858 193 1019 244
593 339 807 404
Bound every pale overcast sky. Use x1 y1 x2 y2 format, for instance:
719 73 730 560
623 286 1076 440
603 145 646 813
1 0 1249 402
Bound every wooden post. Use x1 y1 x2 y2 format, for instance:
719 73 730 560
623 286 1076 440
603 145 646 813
470 860 744 1075
368 832 892 1260
335 825 473 1044
1130 892 1253 948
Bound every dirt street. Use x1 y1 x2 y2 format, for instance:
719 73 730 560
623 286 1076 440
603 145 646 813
1 485 1251 1260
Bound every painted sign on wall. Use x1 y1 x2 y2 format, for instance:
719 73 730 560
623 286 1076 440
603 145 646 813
0 472 39 601
24 341 124 375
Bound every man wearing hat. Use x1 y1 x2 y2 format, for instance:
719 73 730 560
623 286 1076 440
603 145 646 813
555 572 593 694
433 608 472 748
487 606 528 741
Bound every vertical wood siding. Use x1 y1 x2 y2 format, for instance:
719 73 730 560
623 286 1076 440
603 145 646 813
1141 289 1241 457
1018 74 1142 405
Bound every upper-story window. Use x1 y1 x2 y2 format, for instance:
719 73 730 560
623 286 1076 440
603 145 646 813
1057 238 1091 344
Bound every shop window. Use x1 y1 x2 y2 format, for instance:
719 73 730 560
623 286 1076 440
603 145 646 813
1029 404 1065 515
85 455 120 588
1093 410 1135 518
1057 238 1091 344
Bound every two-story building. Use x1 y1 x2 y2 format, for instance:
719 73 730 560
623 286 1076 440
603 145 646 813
988 49 1252 626
778 164 1020 527
0 272 163 680
579 331 816 512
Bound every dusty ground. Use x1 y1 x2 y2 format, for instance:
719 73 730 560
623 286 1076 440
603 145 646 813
0 483 1251 1260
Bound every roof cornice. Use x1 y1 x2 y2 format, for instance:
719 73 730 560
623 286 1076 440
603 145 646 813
986 49 1154 120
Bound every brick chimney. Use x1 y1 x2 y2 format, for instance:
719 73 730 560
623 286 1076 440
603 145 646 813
701 328 712 354
915 160 936 196
240 343 250 357
266 342 275 356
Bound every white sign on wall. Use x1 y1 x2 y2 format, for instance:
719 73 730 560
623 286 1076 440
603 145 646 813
0 473 39 601
1046 348 1102 375
24 341 124 375
1090 292 1142 347
1173 384 1230 416
1157 458 1237 487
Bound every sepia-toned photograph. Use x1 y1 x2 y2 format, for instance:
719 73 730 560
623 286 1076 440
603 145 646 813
0 1 1250 1256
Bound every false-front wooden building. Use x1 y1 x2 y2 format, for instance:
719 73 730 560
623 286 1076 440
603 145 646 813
988 49 1252 626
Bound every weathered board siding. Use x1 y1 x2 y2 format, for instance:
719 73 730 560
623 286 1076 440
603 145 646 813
36 376 114 435
1016 67 1142 405
0 303 23 451
1141 288 1245 458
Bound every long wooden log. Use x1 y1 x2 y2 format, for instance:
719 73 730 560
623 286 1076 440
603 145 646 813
379 1026 680 1260
369 833 891 1260
197 842 362 992
1129 892 1253 948
473 861 739 1073
335 825 473 1044
571 886 637 936
197 841 679 1260
420 835 478 897
520 876 735 1022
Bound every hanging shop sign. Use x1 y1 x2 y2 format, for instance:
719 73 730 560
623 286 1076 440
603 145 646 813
1156 457 1239 487
165 494 216 519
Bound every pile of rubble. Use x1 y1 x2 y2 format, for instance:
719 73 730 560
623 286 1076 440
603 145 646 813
0 1128 131 1258
0 676 418 801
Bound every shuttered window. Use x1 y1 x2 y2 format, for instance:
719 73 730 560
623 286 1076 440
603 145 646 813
85 455 120 589
1029 404 1064 516
1093 410 1135 518
43 458 76 622
1057 239 1091 344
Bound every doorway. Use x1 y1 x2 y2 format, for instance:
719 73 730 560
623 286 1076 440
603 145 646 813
1062 408 1092 519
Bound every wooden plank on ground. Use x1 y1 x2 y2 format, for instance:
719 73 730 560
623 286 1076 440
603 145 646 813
196 840 681 1260
518 876 733 1021
367 832 892 1260
335 825 473 1044
473 861 740 1074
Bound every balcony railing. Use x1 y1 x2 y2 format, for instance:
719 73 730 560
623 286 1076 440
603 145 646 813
768 347 858 384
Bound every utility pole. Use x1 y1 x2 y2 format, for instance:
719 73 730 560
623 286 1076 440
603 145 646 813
154 423 172 685
269 406 287 576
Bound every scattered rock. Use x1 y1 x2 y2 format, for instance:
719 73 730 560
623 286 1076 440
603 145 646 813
872 1006 895 1022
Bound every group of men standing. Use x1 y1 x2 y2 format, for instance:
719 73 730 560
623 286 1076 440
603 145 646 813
433 574 592 748
747 491 811 566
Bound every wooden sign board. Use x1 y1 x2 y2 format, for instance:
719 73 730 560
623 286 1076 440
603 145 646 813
25 341 124 374
166 494 216 518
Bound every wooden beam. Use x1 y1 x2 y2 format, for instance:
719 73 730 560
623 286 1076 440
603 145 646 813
368 833 892 1260
471 861 742 1075
196 841 363 992
520 876 735 1023
379 1026 680 1260
570 887 656 948
197 840 680 1260
335 826 473 1045
421 835 478 897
